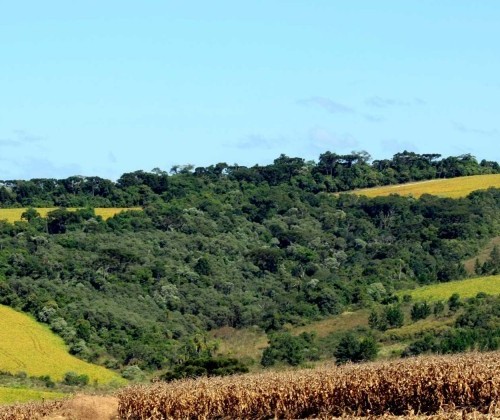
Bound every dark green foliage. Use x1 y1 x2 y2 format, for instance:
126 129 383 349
384 305 405 328
0 151 498 373
333 333 379 365
433 301 445 316
411 301 431 321
261 332 319 367
63 371 89 386
368 309 388 331
403 295 500 357
160 357 249 381
448 293 462 312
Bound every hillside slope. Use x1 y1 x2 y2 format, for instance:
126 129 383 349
0 305 123 385
212 275 500 362
0 151 498 374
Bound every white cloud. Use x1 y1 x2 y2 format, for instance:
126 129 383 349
309 127 358 151
298 97 355 114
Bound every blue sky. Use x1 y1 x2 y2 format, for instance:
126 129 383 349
1 1 499 180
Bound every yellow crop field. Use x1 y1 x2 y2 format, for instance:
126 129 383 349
398 275 500 302
0 305 124 385
0 207 141 223
0 387 65 405
350 174 500 198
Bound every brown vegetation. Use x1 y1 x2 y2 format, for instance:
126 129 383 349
118 352 499 419
0 394 118 420
0 399 64 420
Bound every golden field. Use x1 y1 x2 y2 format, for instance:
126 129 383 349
117 351 500 419
0 305 124 385
350 174 500 198
0 207 141 223
398 275 500 302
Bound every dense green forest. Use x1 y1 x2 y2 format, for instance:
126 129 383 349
0 150 499 375
0 150 499 207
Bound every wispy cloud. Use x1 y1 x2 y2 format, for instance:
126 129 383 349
0 130 45 149
381 139 419 154
365 96 426 108
309 127 358 151
363 113 385 122
453 122 499 137
0 155 83 180
298 97 355 114
233 134 286 150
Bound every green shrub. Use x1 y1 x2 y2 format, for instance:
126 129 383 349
63 371 89 386
160 357 249 381
261 332 319 367
411 301 431 321
334 333 378 365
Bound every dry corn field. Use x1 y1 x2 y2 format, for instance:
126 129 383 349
118 352 500 419
0 399 65 420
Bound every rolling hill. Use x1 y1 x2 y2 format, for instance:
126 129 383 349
0 305 124 385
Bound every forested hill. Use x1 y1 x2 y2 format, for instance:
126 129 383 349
0 150 499 374
0 151 499 208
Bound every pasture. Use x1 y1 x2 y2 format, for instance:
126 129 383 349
0 387 64 405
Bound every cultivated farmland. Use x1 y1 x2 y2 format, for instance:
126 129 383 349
117 351 500 419
0 305 124 385
398 275 500 302
350 174 500 198
0 207 141 223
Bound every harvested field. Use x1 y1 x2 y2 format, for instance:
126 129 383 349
349 174 500 198
118 351 500 419
0 207 141 223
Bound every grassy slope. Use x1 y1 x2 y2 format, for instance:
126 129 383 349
0 387 65 405
212 276 499 362
350 173 500 198
0 207 141 223
0 305 124 385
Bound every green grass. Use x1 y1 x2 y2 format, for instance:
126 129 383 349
349 174 500 198
0 387 65 404
0 305 125 386
397 275 500 302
